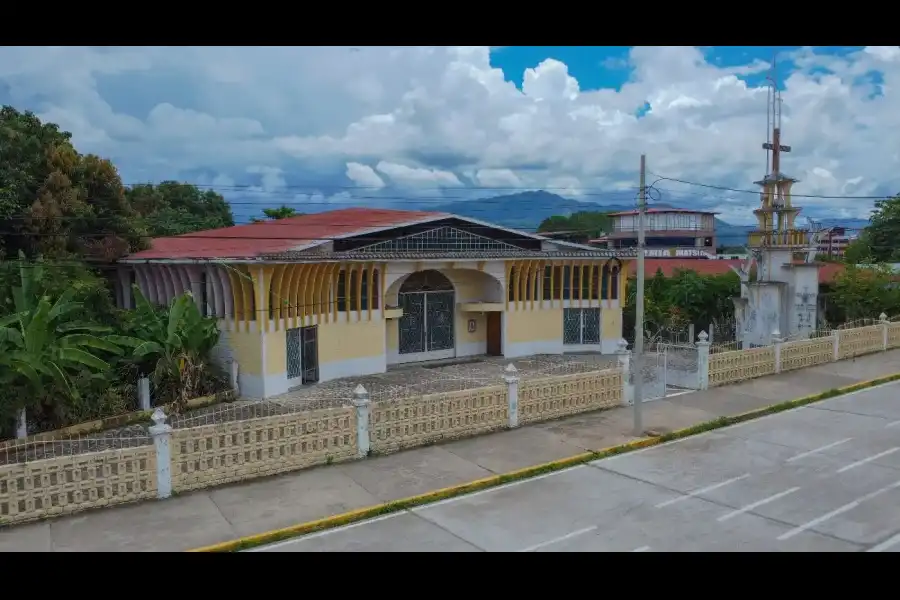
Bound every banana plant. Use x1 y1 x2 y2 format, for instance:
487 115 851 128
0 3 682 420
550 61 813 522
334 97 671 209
0 290 130 400
114 285 220 411
0 256 141 427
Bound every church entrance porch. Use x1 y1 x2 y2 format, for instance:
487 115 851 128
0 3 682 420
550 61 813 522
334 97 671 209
396 270 456 363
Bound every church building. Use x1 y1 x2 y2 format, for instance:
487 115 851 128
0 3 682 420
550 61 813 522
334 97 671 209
117 208 634 399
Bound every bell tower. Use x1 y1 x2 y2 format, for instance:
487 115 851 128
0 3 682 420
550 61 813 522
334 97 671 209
733 52 821 348
749 55 807 266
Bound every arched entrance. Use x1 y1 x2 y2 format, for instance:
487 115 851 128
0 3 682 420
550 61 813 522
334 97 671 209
398 270 455 360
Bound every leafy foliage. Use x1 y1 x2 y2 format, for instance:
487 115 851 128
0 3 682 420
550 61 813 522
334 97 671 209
0 256 138 425
623 268 740 342
127 181 234 237
1 106 235 262
117 286 225 413
0 107 233 437
826 263 900 322
843 193 900 264
251 205 300 223
537 211 612 244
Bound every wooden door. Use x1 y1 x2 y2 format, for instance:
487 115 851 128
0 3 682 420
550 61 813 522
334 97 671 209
486 312 502 356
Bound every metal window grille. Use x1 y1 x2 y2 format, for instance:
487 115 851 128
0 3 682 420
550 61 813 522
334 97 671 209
563 308 602 345
286 327 302 379
355 225 522 253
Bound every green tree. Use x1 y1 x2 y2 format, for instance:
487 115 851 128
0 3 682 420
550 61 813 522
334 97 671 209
0 105 147 261
845 193 900 264
623 268 740 342
537 211 611 243
828 263 900 321
251 205 300 223
127 181 234 237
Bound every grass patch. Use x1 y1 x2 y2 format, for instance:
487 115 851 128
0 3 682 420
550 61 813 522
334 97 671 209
190 373 900 553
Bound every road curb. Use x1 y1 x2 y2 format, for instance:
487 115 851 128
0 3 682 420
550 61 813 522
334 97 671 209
188 372 900 552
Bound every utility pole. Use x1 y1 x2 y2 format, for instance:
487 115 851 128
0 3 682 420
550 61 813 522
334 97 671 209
633 154 647 436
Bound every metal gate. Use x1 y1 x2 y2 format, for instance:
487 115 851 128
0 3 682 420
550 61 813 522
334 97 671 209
398 291 455 356
631 350 667 402
657 342 700 390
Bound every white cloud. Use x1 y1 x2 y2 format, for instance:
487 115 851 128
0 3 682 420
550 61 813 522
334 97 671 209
345 162 385 188
1 45 899 223
375 161 463 187
474 168 523 188
246 166 286 192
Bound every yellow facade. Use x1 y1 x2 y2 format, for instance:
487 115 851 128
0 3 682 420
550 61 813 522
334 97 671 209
318 319 385 365
172 256 632 399
506 308 562 344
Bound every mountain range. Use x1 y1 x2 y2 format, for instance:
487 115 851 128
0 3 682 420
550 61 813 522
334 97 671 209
429 191 870 248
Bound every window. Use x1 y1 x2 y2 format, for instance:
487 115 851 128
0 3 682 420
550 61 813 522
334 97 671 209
337 268 380 312
563 308 601 345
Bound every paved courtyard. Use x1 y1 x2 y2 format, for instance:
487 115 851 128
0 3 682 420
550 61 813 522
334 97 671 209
270 353 622 408
253 380 900 552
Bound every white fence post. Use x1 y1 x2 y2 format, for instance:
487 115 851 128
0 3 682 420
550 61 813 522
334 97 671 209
16 408 27 439
352 384 371 458
772 329 784 373
504 364 520 428
138 377 151 411
697 331 710 390
149 408 173 500
881 312 889 351
617 339 633 406
832 330 841 361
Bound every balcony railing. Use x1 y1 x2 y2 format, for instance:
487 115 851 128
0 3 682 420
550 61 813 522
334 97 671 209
748 229 810 248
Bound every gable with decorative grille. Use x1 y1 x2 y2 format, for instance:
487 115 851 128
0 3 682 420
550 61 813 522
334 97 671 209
352 225 524 253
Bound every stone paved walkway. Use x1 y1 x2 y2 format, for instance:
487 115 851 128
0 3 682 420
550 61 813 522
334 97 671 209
2 350 898 552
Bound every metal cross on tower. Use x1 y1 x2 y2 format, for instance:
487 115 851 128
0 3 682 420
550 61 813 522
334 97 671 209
762 51 792 176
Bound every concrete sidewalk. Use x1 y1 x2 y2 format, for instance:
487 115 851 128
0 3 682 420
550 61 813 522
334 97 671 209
3 350 899 552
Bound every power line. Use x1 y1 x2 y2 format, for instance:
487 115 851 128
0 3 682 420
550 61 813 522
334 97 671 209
646 171 894 200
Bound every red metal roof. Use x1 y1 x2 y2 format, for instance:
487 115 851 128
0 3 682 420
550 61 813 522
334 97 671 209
607 208 719 217
625 258 845 284
126 207 447 260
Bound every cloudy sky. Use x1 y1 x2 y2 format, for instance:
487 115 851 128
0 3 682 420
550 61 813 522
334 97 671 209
1 46 898 225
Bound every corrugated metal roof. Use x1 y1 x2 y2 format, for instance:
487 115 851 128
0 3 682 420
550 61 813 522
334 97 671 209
261 249 636 261
126 207 447 260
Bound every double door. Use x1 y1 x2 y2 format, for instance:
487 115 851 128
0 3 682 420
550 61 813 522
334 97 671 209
398 291 455 359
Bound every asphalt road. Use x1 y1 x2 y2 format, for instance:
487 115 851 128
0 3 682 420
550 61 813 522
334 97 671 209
250 381 900 552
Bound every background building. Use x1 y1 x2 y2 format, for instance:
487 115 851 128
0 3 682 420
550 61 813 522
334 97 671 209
815 226 857 258
593 208 717 250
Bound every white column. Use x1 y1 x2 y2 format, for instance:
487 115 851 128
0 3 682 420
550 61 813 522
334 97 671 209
697 331 710 390
138 377 151 411
772 329 784 373
880 312 889 351
230 361 240 394
504 364 520 428
352 384 371 458
16 408 27 439
617 339 633 406
149 408 173 500
832 330 841 361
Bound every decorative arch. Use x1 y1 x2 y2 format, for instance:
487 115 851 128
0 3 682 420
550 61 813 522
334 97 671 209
394 269 456 360
399 269 454 293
